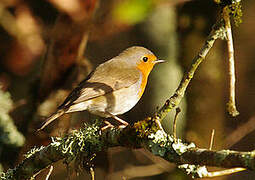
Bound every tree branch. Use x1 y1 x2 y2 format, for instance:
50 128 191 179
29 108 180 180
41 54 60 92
1 122 254 179
223 5 239 116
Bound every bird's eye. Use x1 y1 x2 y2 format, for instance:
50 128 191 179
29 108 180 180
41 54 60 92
143 56 148 62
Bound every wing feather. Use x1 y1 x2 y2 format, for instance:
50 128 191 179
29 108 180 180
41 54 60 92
58 58 140 109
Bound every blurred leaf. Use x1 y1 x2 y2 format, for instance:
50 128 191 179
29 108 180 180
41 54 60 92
0 88 25 147
48 0 98 21
112 0 153 25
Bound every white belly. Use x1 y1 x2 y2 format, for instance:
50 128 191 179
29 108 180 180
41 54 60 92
66 80 142 117
87 81 141 116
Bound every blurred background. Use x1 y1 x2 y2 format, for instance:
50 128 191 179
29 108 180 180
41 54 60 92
0 0 255 179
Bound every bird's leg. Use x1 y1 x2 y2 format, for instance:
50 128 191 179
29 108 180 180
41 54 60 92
101 120 114 131
105 111 129 128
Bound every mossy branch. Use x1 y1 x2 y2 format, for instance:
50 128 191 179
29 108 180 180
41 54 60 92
1 121 255 179
154 19 227 121
155 0 242 121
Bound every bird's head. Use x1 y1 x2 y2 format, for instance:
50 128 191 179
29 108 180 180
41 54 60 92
119 46 165 76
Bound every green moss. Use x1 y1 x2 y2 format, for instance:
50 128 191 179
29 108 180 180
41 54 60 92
172 140 196 155
229 1 242 26
215 150 230 164
0 168 15 180
216 0 243 27
24 146 45 159
133 117 160 138
178 164 208 178
147 130 196 160
147 130 172 157
51 123 102 163
214 20 227 40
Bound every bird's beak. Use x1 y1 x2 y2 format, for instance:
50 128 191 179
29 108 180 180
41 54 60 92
154 59 166 64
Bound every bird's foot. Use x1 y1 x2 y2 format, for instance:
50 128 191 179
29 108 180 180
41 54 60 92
101 120 114 131
105 111 129 127
118 124 128 129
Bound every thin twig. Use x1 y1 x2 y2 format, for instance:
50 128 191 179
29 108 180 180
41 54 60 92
209 129 215 150
173 107 181 143
155 19 225 122
45 165 53 180
76 32 89 63
206 168 246 177
225 116 255 148
223 6 239 117
90 167 95 180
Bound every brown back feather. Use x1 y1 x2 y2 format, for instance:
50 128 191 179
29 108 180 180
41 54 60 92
58 58 140 109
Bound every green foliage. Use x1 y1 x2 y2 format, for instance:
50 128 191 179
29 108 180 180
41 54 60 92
112 0 153 25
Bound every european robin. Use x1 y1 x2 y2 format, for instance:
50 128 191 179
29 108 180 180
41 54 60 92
38 46 164 130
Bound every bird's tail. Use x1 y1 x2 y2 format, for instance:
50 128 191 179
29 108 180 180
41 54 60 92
37 109 65 131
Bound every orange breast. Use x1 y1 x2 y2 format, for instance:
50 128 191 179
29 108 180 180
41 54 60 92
136 54 157 97
138 72 148 98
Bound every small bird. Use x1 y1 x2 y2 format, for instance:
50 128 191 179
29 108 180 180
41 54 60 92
38 46 164 130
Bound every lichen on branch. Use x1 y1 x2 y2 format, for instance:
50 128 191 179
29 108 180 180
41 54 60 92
1 120 255 179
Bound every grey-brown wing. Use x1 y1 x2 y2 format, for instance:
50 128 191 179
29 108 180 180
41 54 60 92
58 59 140 109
